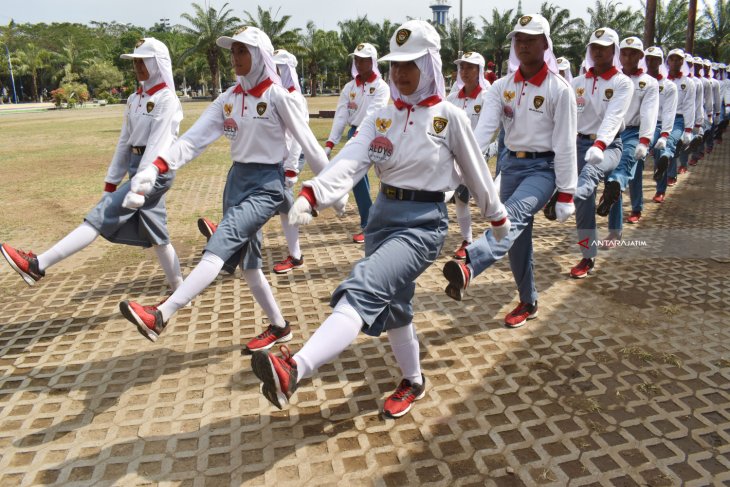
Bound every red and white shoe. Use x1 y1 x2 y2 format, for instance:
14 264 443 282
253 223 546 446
652 192 665 203
1 243 45 286
504 301 538 328
453 240 469 260
119 300 167 342
383 375 426 419
627 211 641 224
352 232 365 244
667 177 677 187
570 258 594 279
678 166 688 175
443 260 471 301
272 255 304 274
251 345 299 410
244 322 293 353
197 217 218 241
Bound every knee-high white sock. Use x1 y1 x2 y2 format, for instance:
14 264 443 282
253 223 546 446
294 295 363 382
279 212 301 259
36 222 100 272
242 268 286 328
158 251 224 321
154 244 184 291
455 200 473 242
387 323 422 385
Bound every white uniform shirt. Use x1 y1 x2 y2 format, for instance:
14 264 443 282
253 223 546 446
472 64 578 194
326 74 390 145
160 79 328 174
701 77 714 120
106 83 182 184
283 88 308 173
623 70 659 144
305 97 507 222
689 75 705 127
668 74 695 129
709 77 721 118
572 67 634 146
654 75 678 135
720 78 730 109
446 85 490 130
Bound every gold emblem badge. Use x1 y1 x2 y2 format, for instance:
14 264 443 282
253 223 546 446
626 38 634 45
576 87 585 97
395 29 411 46
464 52 473 58
557 57 565 64
273 49 280 55
235 26 248 35
135 39 145 48
519 16 532 26
605 88 614 99
474 105 481 113
648 47 655 52
375 118 392 133
369 87 375 94
639 81 646 89
223 103 233 117
350 92 356 100
595 29 605 38
146 101 154 113
533 96 545 109
256 102 267 116
681 83 687 90
432 116 448 134
503 90 516 103
356 43 365 51
659 85 664 92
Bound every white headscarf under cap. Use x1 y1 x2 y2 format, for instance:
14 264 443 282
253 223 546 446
349 42 381 80
666 49 691 77
507 14 559 75
556 57 573 83
216 26 281 91
120 37 175 92
584 27 622 72
273 49 301 93
454 51 488 92
644 46 668 78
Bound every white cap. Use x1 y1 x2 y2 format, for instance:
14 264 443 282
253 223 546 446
619 37 644 52
507 14 550 38
720 63 727 69
666 48 685 59
693 56 703 64
644 46 664 59
589 27 619 47
556 57 570 70
351 42 378 59
120 38 168 59
455 51 485 67
379 20 441 62
216 26 274 54
273 48 297 67
684 53 694 63
703 58 711 66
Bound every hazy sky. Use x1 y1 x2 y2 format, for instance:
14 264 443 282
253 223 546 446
2 0 650 31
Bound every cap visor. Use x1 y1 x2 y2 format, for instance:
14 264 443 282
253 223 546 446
507 28 544 39
216 36 235 49
350 52 372 58
589 40 614 47
120 53 154 59
378 49 428 62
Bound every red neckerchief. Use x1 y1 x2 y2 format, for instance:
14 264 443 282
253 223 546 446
458 84 482 99
514 62 549 86
585 66 619 80
355 72 378 87
667 73 680 80
288 86 296 93
624 68 644 77
232 78 274 115
393 95 442 111
136 82 167 96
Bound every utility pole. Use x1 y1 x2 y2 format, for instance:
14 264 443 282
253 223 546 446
5 44 17 104
643 0 657 47
686 0 698 54
458 0 463 59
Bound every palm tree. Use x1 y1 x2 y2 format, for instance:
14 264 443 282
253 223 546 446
587 0 643 37
539 2 587 65
479 8 520 76
644 0 690 48
371 20 397 78
179 2 240 100
338 16 375 55
242 6 300 51
300 21 346 97
51 40 87 83
700 0 730 59
14 43 51 101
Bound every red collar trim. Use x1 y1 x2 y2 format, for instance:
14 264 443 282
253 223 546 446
232 78 274 97
458 85 482 99
144 82 167 96
136 87 142 95
233 84 244 94
654 73 664 80
586 66 619 80
514 63 549 86
393 95 443 110
624 68 644 77
355 72 378 87
667 73 680 80
288 86 297 93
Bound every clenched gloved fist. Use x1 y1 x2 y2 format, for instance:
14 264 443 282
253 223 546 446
284 170 298 189
130 165 159 196
554 192 575 223
585 146 604 165
634 143 649 160
491 217 511 242
681 130 692 145
654 137 667 151
122 191 145 209
288 196 313 225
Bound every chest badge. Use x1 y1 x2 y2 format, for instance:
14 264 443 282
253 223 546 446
473 104 482 113
369 87 375 94
681 83 687 90
533 96 545 109
368 136 394 163
576 87 585 97
223 118 238 140
639 81 646 89
605 88 614 99
146 101 155 113
503 90 516 103
432 116 448 134
223 103 233 117
375 117 392 133
256 102 267 116
659 85 664 92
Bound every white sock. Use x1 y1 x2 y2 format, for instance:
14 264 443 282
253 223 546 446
455 200 473 242
36 222 99 271
294 295 363 382
158 251 223 321
387 323 423 385
153 244 184 291
279 212 301 259
242 268 286 327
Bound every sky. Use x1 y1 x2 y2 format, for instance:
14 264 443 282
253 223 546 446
2 0 649 31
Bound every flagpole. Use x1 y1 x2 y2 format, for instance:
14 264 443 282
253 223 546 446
5 44 17 103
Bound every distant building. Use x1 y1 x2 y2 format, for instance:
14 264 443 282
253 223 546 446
430 0 451 26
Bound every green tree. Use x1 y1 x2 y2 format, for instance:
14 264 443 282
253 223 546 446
539 2 587 67
479 8 520 76
13 43 50 101
338 16 375 54
371 20 397 78
435 17 479 69
642 0 690 48
83 60 123 95
586 0 643 36
700 0 730 59
179 2 240 99
51 39 88 83
242 6 300 51
301 21 346 96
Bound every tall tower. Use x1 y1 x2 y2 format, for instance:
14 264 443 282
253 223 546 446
430 0 451 27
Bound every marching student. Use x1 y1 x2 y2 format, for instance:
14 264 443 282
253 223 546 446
117 27 331 351
441 13 577 328
324 42 390 243
704 59 721 153
249 20 508 418
600 37 658 241
1 38 184 294
686 55 706 167
545 27 633 278
557 56 573 82
446 51 492 259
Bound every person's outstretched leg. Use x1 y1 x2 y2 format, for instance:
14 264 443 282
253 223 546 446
242 268 293 352
153 243 184 291
37 222 100 271
272 212 304 274
382 323 425 418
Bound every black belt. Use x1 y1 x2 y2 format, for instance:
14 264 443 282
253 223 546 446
577 133 598 140
508 150 555 159
625 125 640 130
131 146 146 155
381 183 445 202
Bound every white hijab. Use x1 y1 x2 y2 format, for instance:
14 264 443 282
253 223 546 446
237 44 281 92
454 53 488 93
390 53 445 105
507 35 558 76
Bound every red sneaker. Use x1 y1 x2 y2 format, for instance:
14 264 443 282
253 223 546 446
667 177 677 187
453 240 469 260
251 345 299 410
689 158 698 166
678 166 688 175
383 375 426 419
352 232 365 244
443 260 471 301
272 255 304 274
570 258 594 279
197 217 218 241
1 243 45 286
627 211 641 224
652 192 665 203
244 322 293 353
504 301 538 328
119 300 167 342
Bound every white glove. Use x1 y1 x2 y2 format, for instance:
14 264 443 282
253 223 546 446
698 127 705 137
681 130 692 145
324 146 332 158
585 146 604 165
485 141 499 159
491 217 511 242
555 201 575 223
288 196 313 225
130 165 159 196
332 193 349 217
634 143 649 160
284 172 298 189
654 137 667 151
122 191 145 209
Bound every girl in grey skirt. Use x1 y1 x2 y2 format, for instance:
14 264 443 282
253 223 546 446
1 38 184 294
249 20 510 419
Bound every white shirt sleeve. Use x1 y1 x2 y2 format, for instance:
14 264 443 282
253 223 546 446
713 81 721 115
138 91 182 172
274 89 330 175
326 86 352 145
694 81 705 127
680 80 695 126
639 81 659 142
596 76 633 146
160 96 225 170
472 80 503 152
283 93 307 173
660 83 677 135
552 84 578 194
105 100 133 184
